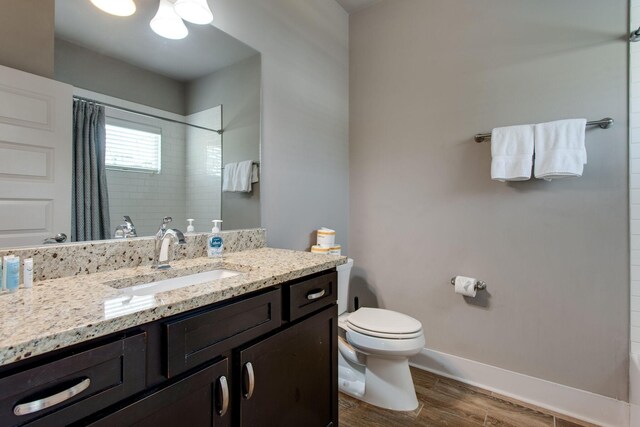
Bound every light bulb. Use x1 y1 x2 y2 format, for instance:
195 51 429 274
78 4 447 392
90 0 136 17
174 0 213 25
150 0 189 40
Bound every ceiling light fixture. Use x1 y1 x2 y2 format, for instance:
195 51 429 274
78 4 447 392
150 0 189 40
174 0 214 25
90 0 137 17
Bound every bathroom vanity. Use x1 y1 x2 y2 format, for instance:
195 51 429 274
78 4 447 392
0 242 344 427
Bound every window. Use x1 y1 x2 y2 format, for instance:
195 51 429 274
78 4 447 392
105 118 161 173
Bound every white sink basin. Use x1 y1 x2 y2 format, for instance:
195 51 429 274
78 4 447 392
118 269 242 296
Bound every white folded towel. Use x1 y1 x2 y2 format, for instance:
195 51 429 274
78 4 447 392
533 118 587 181
223 160 255 192
490 124 534 182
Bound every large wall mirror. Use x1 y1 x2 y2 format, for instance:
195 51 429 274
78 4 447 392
1 0 261 248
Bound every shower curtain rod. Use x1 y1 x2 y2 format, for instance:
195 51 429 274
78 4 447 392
73 95 223 135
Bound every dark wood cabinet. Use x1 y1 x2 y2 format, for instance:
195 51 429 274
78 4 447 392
284 271 337 322
237 305 337 427
165 288 281 378
86 358 231 427
0 269 337 427
0 332 146 427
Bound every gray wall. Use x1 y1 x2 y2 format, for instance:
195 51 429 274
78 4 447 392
212 0 349 252
187 54 261 230
54 39 186 115
0 0 54 78
349 0 629 400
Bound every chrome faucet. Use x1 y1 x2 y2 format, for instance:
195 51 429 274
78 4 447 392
152 217 186 269
114 216 137 239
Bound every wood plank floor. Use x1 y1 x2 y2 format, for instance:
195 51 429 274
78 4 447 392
338 367 599 427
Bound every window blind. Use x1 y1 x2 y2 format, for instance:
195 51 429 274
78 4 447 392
105 123 161 173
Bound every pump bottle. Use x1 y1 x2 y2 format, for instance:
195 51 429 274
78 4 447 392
207 220 224 258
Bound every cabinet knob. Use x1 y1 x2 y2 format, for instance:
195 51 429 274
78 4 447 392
243 362 255 400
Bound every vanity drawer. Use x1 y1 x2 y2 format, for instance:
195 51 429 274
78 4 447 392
165 288 281 378
0 332 146 427
284 271 337 322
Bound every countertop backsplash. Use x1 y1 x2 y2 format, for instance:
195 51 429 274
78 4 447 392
0 228 266 282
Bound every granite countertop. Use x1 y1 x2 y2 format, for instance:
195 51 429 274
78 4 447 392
0 248 347 367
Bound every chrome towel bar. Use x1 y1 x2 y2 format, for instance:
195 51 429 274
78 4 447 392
474 117 614 143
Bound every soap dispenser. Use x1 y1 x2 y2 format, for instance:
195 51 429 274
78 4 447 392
187 219 195 234
207 220 224 258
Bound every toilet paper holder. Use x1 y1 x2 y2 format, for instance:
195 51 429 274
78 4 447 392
450 277 487 291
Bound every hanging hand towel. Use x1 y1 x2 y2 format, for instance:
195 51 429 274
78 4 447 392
490 124 534 182
222 162 237 192
533 118 587 181
251 163 259 184
223 160 255 192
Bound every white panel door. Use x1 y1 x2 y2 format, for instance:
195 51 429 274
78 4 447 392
0 64 72 247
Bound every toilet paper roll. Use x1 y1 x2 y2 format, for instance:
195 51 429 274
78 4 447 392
454 276 477 297
317 228 336 247
311 245 331 254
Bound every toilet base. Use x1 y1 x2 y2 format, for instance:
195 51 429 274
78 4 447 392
338 354 365 397
338 350 420 411
362 355 419 411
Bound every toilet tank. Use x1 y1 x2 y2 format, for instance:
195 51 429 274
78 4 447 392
336 258 354 315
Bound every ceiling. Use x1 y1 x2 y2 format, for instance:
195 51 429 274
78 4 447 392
55 0 258 82
335 0 381 14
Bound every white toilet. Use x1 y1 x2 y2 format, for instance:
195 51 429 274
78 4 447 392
336 259 425 411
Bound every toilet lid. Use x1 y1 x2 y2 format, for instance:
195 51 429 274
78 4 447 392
346 307 422 337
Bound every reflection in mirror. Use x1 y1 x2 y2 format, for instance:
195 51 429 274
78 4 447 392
71 98 223 239
41 0 261 245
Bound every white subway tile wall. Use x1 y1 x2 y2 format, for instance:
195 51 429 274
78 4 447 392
185 106 223 233
105 107 188 237
104 105 223 238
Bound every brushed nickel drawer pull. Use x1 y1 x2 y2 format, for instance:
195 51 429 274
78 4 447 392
243 362 255 400
14 378 91 416
217 375 229 416
306 289 326 300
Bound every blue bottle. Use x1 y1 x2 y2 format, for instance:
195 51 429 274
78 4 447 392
5 256 20 292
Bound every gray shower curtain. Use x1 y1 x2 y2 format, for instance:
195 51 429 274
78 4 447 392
72 100 111 241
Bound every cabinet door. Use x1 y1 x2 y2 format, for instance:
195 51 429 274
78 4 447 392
238 306 337 427
86 358 231 427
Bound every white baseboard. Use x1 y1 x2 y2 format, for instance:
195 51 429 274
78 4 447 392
410 348 629 427
631 355 640 427
631 354 640 406
631 404 640 427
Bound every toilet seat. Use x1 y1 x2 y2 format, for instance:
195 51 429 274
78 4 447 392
345 327 425 357
347 322 423 339
346 307 423 339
